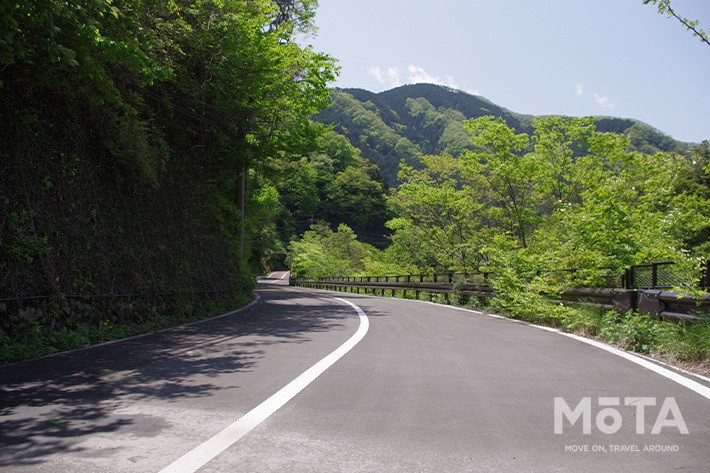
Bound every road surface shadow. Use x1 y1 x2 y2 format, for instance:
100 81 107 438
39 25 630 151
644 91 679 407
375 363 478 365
0 286 356 467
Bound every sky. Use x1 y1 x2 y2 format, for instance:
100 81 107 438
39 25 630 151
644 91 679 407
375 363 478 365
304 0 710 143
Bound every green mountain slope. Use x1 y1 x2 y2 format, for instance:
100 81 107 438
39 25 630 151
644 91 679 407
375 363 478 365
316 84 691 185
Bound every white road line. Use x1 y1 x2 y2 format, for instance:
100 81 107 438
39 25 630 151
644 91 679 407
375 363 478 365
408 298 710 400
24 294 262 363
301 285 710 400
555 331 710 400
158 297 369 473
260 272 290 284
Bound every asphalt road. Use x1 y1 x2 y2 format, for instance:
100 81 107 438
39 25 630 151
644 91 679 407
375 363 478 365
1 285 709 472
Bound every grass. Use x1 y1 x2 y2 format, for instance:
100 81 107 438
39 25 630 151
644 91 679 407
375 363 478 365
479 293 710 375
15 280 703 374
564 305 710 360
0 294 251 364
321 283 710 373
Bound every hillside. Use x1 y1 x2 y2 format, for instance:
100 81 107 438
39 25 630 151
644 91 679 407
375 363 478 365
0 0 338 361
316 84 692 185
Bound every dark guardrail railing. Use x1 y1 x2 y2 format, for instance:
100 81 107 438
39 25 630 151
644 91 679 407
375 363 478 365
291 260 710 321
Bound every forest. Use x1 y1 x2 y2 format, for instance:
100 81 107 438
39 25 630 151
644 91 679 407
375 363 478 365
316 85 692 186
288 114 710 365
0 0 343 359
290 114 710 280
1 1 708 364
294 85 708 283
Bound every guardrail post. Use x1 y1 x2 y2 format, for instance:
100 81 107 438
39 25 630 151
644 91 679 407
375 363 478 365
611 289 639 314
638 290 664 317
651 263 658 289
628 266 635 289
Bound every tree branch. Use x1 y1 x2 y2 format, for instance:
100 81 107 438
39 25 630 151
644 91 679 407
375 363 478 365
666 4 710 47
645 0 710 47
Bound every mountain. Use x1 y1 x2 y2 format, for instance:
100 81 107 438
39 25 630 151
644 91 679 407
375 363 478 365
315 84 692 185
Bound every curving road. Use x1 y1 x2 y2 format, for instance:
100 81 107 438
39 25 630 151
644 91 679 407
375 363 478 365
1 285 709 472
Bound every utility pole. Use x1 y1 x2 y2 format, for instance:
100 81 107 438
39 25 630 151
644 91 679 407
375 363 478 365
236 161 247 265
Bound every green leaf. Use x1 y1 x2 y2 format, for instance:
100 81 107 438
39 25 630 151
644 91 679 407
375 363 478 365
57 45 78 67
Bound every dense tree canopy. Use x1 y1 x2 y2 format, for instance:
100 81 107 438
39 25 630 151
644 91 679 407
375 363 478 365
2 1 709 360
291 116 709 289
386 117 710 278
316 85 691 186
0 1 338 340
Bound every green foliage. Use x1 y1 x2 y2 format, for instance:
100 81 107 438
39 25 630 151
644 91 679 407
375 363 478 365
0 293 246 363
6 210 49 264
325 166 387 229
0 0 171 94
388 154 486 270
245 179 287 271
316 84 692 186
269 127 392 250
613 312 672 354
663 320 710 360
559 305 709 361
463 117 536 248
388 116 708 280
671 141 710 255
292 113 710 363
288 223 367 278
319 130 363 172
0 319 46 361
643 0 710 47
318 90 421 184
287 223 407 279
1 0 338 358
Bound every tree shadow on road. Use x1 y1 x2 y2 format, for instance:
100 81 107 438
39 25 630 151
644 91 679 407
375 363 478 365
0 286 357 467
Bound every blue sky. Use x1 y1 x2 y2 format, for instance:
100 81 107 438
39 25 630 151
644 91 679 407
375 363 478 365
305 0 709 143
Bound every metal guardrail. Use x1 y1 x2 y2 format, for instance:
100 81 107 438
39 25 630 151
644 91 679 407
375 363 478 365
297 259 709 292
292 261 710 320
